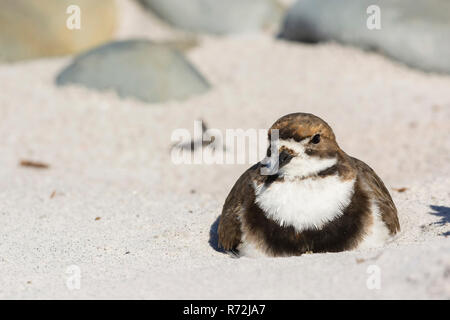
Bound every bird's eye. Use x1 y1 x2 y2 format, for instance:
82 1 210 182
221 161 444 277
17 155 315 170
310 134 321 144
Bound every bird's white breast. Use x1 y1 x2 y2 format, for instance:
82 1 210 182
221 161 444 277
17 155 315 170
254 175 356 232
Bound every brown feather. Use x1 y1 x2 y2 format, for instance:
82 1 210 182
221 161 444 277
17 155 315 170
351 157 400 234
218 163 260 250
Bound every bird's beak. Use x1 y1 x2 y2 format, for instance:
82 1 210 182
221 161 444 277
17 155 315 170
261 148 294 176
278 150 294 168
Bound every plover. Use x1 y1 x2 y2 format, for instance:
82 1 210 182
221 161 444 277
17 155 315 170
218 113 400 257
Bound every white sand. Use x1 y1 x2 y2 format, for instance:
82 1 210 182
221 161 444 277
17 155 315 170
0 0 449 299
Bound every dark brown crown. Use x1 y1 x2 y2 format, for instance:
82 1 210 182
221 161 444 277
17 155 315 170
268 113 336 142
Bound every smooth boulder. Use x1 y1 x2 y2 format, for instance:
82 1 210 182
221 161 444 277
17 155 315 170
0 0 117 62
279 0 450 74
138 0 282 34
56 40 210 103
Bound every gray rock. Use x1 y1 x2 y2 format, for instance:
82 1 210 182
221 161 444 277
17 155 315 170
56 40 210 103
279 0 450 74
139 0 282 34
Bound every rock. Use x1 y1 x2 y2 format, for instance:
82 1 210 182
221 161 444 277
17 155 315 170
0 0 117 62
138 0 282 34
279 0 450 74
158 37 200 53
56 39 210 103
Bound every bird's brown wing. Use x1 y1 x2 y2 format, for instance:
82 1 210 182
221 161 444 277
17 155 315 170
218 163 261 251
352 157 400 234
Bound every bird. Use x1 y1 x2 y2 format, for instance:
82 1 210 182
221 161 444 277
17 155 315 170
217 113 400 257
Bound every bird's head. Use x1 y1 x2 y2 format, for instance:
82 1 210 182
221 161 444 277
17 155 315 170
265 113 341 178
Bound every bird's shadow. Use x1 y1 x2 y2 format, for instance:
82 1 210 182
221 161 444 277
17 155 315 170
429 205 450 236
209 216 225 253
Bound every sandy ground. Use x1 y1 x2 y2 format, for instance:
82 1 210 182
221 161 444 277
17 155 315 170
0 0 449 299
